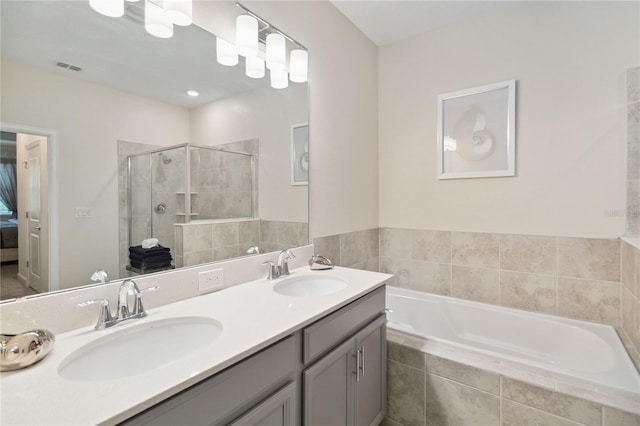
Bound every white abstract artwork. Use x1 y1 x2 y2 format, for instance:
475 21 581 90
437 80 516 179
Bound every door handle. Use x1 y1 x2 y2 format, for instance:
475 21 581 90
35 225 41 230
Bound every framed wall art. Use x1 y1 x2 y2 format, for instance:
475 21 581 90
291 122 309 185
437 80 516 179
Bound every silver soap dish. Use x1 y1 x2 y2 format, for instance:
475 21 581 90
1 329 55 372
309 254 334 270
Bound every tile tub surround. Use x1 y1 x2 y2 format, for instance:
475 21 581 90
379 228 623 327
312 228 380 272
385 339 640 426
621 240 640 360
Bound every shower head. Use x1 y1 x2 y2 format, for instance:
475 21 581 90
159 153 172 164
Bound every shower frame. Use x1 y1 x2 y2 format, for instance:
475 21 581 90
126 143 257 249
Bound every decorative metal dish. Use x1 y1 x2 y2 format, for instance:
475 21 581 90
1 329 55 371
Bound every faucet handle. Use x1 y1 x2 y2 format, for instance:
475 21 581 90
278 249 296 276
133 286 159 317
262 261 280 280
78 299 115 330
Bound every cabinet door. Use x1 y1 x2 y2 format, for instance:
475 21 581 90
229 381 298 426
303 338 354 426
354 315 386 426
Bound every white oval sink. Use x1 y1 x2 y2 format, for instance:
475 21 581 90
58 316 222 382
273 275 348 297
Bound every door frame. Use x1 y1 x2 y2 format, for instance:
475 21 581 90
1 122 59 292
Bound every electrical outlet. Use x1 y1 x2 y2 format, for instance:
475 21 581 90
199 268 224 292
75 207 94 218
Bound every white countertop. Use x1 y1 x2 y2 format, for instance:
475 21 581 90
0 266 391 426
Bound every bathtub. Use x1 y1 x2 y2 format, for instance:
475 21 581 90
385 287 640 413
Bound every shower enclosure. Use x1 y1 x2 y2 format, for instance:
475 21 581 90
124 143 256 274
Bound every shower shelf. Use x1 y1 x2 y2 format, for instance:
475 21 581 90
175 192 198 195
176 213 198 216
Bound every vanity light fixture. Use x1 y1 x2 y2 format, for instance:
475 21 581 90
265 33 286 71
90 0 124 18
145 0 174 39
236 15 259 57
164 0 192 26
289 49 308 83
216 37 239 66
246 55 265 79
90 0 192 39
232 2 308 88
270 69 289 89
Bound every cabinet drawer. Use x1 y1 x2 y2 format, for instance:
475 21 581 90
303 286 385 365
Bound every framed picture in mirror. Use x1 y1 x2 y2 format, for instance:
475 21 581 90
291 122 309 185
437 80 516 179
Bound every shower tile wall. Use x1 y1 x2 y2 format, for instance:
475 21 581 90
174 220 261 267
190 140 257 221
384 342 640 426
628 67 640 237
175 220 308 267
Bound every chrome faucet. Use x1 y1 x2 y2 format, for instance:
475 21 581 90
79 279 158 330
262 249 297 280
90 268 109 284
277 249 296 276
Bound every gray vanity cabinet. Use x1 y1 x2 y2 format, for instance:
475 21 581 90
302 315 386 426
302 287 386 426
120 285 386 426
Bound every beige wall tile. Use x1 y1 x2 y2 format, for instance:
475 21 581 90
411 261 451 296
411 230 451 264
500 234 557 275
451 265 499 304
451 232 499 269
622 241 637 296
557 237 620 282
622 286 637 348
211 222 239 247
183 223 213 252
380 257 410 288
312 235 340 265
425 373 500 426
388 341 425 370
502 400 583 426
424 353 500 395
388 361 425 426
636 246 640 298
557 277 621 325
628 67 640 103
502 377 602 426
340 228 379 267
604 405 640 425
349 256 380 272
380 228 412 259
500 270 557 314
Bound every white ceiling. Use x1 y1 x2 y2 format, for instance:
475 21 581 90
330 1 505 47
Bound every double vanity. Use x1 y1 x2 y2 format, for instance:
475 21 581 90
1 265 391 425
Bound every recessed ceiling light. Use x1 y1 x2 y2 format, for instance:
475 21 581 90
186 90 199 97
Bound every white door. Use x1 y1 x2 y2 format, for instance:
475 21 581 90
26 141 47 293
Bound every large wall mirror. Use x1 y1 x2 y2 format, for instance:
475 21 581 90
0 1 309 301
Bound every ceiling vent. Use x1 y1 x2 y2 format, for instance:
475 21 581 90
56 61 82 72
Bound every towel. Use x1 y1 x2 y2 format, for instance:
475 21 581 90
142 238 159 249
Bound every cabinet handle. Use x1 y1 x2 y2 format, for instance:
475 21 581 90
355 349 362 382
360 345 365 377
